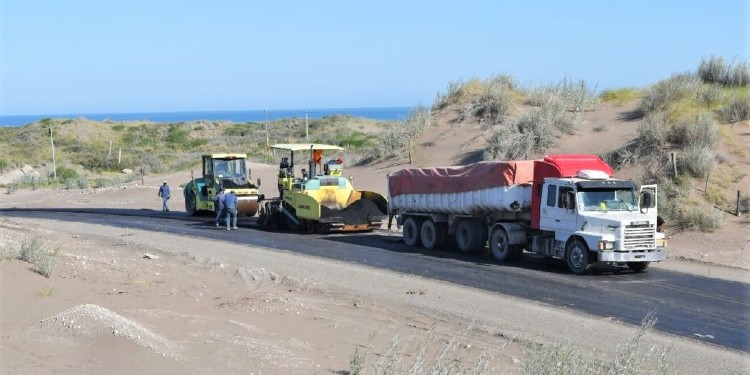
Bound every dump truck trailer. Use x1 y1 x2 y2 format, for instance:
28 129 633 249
388 154 667 274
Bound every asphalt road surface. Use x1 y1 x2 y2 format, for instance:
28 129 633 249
2 207 749 352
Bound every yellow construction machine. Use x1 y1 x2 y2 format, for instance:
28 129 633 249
183 153 262 216
257 144 387 233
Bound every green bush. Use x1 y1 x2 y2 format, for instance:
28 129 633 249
55 166 79 181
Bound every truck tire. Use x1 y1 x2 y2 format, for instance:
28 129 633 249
420 220 447 250
566 238 593 275
490 227 522 261
403 217 422 247
490 227 513 261
185 191 197 216
626 261 650 272
455 220 482 253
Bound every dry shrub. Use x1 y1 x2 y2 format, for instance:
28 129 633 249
677 206 724 231
668 112 717 149
522 313 671 375
639 72 700 114
680 146 714 178
720 94 750 123
698 55 750 87
484 97 582 161
19 236 58 278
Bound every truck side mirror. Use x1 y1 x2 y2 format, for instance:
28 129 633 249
641 192 654 209
564 191 576 210
256 178 262 188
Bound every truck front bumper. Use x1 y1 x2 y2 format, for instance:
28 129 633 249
598 248 667 262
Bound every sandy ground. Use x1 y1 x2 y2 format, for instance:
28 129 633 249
1 165 749 374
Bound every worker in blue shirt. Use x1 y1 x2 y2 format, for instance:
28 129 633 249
158 181 171 211
214 188 226 227
224 191 238 230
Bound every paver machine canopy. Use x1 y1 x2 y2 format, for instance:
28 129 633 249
258 144 387 233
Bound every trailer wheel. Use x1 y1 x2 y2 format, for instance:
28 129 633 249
456 220 482 253
566 238 593 275
490 227 514 261
420 220 447 250
403 217 422 247
626 261 650 272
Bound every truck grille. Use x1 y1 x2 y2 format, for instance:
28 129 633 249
623 224 655 250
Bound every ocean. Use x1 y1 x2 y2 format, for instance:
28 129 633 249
0 107 414 127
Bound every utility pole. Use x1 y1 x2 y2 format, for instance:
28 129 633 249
48 122 57 180
305 111 309 141
264 110 270 148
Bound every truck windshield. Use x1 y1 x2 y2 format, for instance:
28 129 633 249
213 159 246 179
578 188 637 212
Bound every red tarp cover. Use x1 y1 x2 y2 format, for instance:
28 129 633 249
388 161 535 197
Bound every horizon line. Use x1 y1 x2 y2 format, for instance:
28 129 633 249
0 105 418 118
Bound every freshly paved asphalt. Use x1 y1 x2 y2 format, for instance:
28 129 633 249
2 207 748 352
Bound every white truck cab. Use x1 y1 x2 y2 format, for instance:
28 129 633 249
537 172 667 274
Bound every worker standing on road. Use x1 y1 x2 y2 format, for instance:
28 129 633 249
158 181 171 211
214 188 226 227
224 191 238 230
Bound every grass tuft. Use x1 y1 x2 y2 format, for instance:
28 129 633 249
600 88 641 106
348 347 365 375
38 286 55 298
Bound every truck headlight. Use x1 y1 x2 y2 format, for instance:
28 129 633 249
656 239 667 248
598 241 615 251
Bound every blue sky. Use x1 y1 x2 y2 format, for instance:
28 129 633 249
1 0 748 115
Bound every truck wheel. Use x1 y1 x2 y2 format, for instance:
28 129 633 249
403 217 422 247
420 220 446 250
185 191 197 216
490 227 513 261
627 262 650 272
566 238 592 275
456 220 481 253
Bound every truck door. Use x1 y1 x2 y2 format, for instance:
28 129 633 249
539 182 577 237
